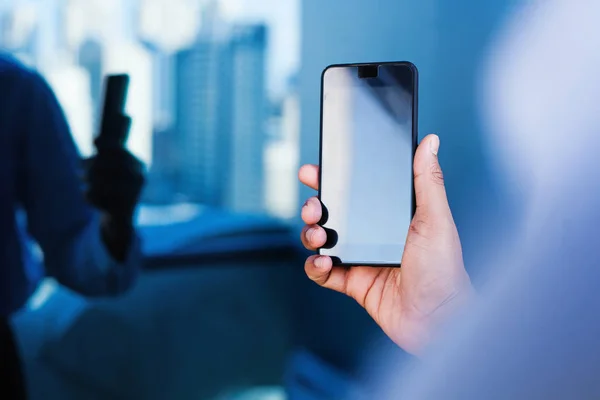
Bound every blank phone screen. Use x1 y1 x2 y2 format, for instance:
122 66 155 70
319 64 416 265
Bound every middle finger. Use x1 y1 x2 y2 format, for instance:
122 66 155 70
300 224 327 250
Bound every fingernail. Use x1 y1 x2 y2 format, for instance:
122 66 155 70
314 256 324 269
430 135 440 156
306 227 316 242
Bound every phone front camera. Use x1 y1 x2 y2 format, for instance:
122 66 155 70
358 65 378 79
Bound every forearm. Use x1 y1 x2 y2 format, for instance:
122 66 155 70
46 214 141 296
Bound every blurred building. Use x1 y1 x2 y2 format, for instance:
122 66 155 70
0 0 274 217
0 1 38 58
173 22 268 213
77 38 103 130
265 74 300 220
142 125 180 204
174 38 231 206
145 45 175 130
225 24 268 214
44 65 95 157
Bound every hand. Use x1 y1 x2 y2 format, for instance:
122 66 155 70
84 146 145 261
299 134 474 355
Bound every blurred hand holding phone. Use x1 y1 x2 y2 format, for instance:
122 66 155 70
83 74 145 261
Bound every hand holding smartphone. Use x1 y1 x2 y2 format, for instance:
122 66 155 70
301 62 472 355
318 62 418 267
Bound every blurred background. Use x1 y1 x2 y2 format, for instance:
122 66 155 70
0 0 523 398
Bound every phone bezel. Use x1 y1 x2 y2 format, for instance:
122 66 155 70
316 61 418 268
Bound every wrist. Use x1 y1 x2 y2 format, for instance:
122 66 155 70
101 213 133 230
100 213 134 262
400 284 476 357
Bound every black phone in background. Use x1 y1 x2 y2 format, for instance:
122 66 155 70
95 74 131 150
317 62 418 267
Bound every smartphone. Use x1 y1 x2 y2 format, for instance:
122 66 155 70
317 62 418 267
96 74 131 149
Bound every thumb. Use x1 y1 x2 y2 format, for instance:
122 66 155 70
413 134 451 220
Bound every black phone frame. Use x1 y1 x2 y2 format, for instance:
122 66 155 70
316 61 419 268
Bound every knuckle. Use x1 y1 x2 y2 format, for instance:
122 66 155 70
413 168 425 182
408 212 449 242
300 203 310 221
409 216 431 238
304 259 324 283
303 198 322 222
300 227 308 243
430 161 444 186
301 225 319 250
300 225 310 241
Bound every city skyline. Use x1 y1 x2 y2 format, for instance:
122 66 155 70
0 0 298 96
0 0 301 218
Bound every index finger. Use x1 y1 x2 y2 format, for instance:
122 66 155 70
299 164 319 190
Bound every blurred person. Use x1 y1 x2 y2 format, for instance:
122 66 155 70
0 54 144 396
1 318 26 399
